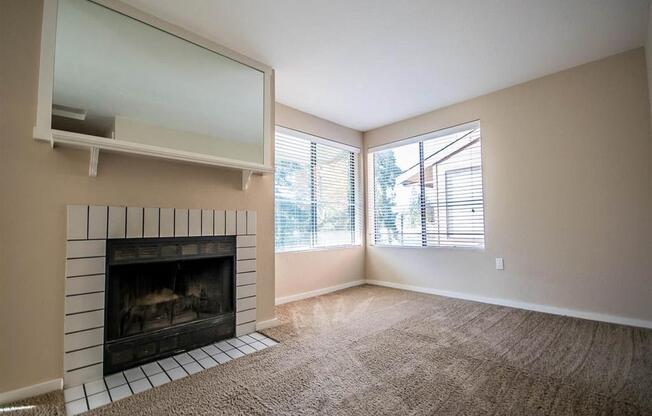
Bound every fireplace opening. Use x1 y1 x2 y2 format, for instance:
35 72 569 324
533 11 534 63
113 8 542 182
104 236 235 374
107 256 233 339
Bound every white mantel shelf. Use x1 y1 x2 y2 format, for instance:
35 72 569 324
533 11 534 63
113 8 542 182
35 129 272 190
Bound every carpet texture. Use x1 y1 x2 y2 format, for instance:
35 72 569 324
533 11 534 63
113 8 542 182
8 285 652 415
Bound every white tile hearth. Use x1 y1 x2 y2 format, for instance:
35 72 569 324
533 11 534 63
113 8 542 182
63 333 278 415
167 366 188 381
104 373 126 389
226 338 246 348
129 377 152 394
63 385 84 403
87 391 110 410
201 344 220 356
214 340 231 351
173 353 194 366
198 356 218 369
213 353 232 364
123 367 145 383
250 341 267 351
183 361 203 375
83 379 106 396
149 372 171 387
261 338 278 347
141 361 163 377
225 349 245 359
188 348 208 361
238 344 256 354
109 384 132 401
158 357 178 371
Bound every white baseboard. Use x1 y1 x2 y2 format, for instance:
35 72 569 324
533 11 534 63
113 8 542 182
256 317 280 331
0 378 62 405
365 279 652 329
275 280 366 305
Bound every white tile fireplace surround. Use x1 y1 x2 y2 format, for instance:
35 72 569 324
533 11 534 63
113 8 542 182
64 205 258 388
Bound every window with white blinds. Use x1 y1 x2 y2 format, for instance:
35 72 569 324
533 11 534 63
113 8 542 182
275 127 361 252
368 121 484 248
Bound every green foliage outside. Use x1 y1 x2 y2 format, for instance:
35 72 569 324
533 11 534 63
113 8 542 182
373 151 402 242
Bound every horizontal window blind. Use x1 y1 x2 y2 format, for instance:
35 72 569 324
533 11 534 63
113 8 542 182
369 122 484 248
275 128 361 252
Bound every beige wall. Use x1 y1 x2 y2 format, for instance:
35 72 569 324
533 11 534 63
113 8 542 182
275 248 364 301
364 48 652 323
274 103 365 301
276 103 363 148
647 2 652 123
0 0 275 393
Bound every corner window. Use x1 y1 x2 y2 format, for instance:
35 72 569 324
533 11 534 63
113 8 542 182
275 127 361 252
368 121 484 248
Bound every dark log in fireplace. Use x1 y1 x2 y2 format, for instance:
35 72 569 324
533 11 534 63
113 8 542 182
104 236 235 374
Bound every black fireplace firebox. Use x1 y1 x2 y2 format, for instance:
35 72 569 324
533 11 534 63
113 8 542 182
104 236 236 374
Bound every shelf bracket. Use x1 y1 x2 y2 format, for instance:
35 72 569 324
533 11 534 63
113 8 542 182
242 170 253 191
89 146 100 177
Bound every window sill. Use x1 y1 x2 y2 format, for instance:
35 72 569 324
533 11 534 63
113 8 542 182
368 244 484 251
275 244 363 254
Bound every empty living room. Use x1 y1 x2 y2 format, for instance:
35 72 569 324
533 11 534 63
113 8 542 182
1 0 652 414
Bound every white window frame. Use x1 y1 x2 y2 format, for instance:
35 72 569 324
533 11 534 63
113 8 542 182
367 120 485 250
275 126 363 253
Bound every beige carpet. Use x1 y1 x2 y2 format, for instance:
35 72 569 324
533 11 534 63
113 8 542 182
9 285 652 415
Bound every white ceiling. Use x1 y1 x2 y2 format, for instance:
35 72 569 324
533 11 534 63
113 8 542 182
123 0 649 132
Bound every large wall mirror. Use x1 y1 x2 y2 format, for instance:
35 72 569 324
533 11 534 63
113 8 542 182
36 0 272 171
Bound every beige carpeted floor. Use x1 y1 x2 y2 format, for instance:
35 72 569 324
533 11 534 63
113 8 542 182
8 285 652 415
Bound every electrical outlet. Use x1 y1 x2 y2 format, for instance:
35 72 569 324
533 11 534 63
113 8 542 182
495 257 504 270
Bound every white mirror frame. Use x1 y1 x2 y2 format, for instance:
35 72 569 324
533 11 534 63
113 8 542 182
34 0 274 177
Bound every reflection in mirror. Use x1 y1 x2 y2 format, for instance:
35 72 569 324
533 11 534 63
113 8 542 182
52 0 265 164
